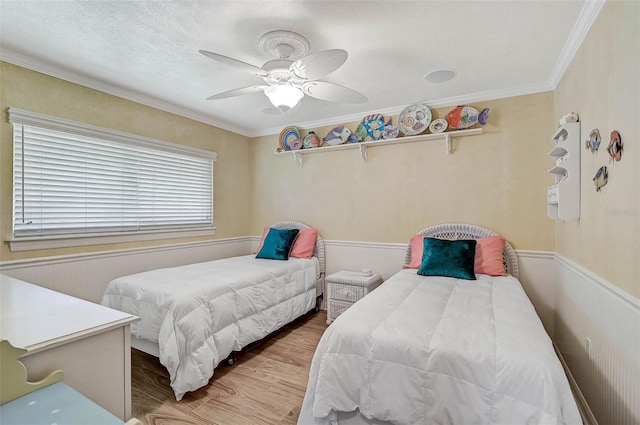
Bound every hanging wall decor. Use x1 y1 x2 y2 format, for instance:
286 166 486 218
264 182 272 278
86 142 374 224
382 123 399 139
323 125 359 145
279 126 300 151
398 103 432 135
585 129 601 153
559 112 579 126
429 118 448 134
445 105 489 130
607 130 623 162
593 166 608 192
355 114 391 142
302 131 321 149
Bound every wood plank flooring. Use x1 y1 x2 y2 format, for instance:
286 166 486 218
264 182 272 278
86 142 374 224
131 311 327 425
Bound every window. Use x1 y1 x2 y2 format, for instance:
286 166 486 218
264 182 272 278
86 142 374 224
9 108 217 251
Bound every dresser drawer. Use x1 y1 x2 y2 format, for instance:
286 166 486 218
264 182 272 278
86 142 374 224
330 283 364 302
327 299 354 322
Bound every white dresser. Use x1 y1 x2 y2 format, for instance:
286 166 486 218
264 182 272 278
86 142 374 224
0 274 138 420
326 270 383 324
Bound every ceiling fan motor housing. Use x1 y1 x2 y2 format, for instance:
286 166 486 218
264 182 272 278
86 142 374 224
262 59 295 84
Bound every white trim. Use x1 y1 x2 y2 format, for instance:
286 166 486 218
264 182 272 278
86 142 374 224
1 0 602 140
548 0 606 89
514 250 556 260
255 82 552 138
251 237 407 251
554 252 640 314
554 343 599 425
26 316 139 355
8 107 217 161
324 239 406 250
0 49 249 137
8 107 217 248
5 42 551 138
0 236 251 269
7 227 217 252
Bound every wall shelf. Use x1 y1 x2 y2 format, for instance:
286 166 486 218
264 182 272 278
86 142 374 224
548 146 568 159
547 122 580 220
275 128 483 166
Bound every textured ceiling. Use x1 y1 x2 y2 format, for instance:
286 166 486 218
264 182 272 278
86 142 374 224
0 1 596 137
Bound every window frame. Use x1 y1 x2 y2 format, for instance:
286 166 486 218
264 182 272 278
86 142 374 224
7 107 217 252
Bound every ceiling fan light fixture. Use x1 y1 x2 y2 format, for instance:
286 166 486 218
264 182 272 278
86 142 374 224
264 85 304 110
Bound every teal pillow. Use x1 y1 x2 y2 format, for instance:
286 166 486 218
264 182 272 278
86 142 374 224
417 237 477 280
256 228 300 260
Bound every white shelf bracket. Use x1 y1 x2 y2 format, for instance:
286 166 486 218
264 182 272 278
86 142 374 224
359 144 368 162
445 135 452 155
292 151 302 167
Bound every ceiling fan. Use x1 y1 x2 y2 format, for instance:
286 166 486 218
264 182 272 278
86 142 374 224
199 30 368 112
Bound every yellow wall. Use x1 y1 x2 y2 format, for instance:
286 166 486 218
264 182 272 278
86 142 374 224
5 0 636 302
251 92 555 251
553 0 639 298
0 61 253 261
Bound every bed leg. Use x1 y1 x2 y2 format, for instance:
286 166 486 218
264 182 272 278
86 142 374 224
226 356 236 366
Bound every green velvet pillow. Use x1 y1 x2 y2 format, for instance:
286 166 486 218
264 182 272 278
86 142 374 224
255 228 300 260
417 237 477 280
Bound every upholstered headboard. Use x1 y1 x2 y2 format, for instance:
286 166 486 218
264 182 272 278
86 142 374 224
403 223 519 278
270 220 325 277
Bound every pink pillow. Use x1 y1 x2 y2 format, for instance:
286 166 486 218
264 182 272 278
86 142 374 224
254 227 318 259
474 236 507 276
290 228 318 259
403 235 507 277
403 234 426 269
253 226 270 254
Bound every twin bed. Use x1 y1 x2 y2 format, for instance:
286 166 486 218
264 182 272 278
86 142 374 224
298 224 581 425
102 221 581 424
101 220 325 400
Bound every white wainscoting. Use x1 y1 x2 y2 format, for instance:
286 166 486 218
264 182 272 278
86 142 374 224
2 238 637 425
515 250 558 336
553 254 639 425
0 237 253 303
323 240 407 280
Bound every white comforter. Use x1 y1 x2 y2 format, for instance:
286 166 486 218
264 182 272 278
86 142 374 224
299 270 581 425
102 255 319 400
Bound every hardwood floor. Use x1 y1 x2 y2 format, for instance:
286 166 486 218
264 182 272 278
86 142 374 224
131 311 328 425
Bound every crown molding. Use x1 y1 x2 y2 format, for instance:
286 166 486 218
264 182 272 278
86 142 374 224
547 0 606 89
251 80 553 138
0 48 252 137
0 236 252 268
2 0 603 139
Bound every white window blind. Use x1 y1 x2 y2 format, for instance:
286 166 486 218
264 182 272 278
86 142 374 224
10 108 216 239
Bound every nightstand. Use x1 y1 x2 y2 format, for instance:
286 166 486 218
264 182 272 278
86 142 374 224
326 270 383 325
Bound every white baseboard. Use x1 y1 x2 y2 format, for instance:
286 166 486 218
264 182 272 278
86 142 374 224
0 237 253 303
4 237 637 424
555 342 599 425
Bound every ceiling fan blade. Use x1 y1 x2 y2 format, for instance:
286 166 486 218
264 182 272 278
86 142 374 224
199 50 268 77
206 85 269 100
302 81 368 104
290 49 348 81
